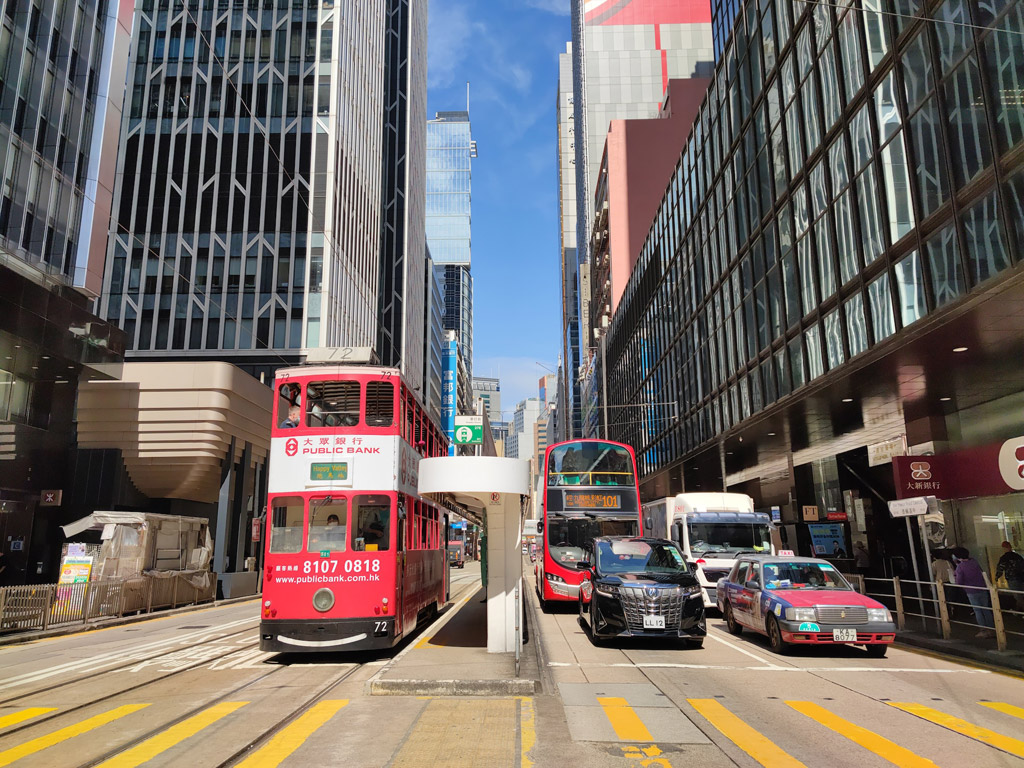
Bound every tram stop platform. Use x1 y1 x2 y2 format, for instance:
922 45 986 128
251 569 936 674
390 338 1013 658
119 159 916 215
368 569 540 697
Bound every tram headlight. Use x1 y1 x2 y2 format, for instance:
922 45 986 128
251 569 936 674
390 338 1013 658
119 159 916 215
312 587 335 612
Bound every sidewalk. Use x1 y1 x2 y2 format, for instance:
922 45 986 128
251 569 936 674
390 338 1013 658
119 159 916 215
368 585 540 696
0 594 259 646
895 625 1024 676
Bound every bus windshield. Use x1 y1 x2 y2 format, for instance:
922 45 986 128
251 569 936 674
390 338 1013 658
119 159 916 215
687 521 772 557
547 442 634 487
547 517 636 564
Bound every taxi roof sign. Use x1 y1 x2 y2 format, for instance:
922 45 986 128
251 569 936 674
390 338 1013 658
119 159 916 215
778 549 795 557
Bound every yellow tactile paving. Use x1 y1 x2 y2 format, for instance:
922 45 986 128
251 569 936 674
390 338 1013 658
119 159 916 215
235 700 348 768
597 697 654 742
688 699 808 768
0 704 150 768
0 708 57 731
889 702 1024 759
94 701 248 768
518 697 536 768
390 699 517 767
787 701 937 767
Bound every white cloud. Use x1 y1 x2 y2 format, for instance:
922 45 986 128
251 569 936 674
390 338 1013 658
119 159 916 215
428 1 484 89
474 356 556 420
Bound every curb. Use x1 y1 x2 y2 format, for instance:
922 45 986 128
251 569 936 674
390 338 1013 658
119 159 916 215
369 678 539 696
0 595 260 646
896 634 1024 677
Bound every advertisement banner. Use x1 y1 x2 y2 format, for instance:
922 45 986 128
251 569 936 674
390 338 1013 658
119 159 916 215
58 556 93 585
893 434 1024 500
442 339 458 455
808 524 846 557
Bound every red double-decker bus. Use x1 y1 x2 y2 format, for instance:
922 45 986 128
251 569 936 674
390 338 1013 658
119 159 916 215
535 439 642 609
259 365 449 652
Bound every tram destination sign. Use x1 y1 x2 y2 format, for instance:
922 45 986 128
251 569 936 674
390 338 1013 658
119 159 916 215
310 462 349 481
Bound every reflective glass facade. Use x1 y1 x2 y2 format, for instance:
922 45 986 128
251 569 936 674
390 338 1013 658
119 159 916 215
101 0 426 393
607 0 1024 480
564 0 714 440
426 110 473 374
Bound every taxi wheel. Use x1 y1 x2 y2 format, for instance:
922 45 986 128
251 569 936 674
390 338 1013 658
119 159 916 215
767 615 790 654
865 644 887 658
724 603 742 635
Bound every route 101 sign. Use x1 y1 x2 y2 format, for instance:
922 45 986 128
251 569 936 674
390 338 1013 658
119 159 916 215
453 416 484 445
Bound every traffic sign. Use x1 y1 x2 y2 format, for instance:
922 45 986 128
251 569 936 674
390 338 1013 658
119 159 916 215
453 416 484 445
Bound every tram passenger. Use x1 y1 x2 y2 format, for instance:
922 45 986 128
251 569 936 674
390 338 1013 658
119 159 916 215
280 405 301 429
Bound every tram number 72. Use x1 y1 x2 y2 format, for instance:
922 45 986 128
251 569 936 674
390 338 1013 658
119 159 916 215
303 559 382 575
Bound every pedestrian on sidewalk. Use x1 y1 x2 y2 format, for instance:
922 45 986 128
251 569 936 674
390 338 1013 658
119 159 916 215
952 547 995 638
853 541 870 576
995 541 1024 611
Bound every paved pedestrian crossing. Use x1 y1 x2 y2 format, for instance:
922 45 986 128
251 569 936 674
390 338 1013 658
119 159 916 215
560 683 1024 766
0 700 348 768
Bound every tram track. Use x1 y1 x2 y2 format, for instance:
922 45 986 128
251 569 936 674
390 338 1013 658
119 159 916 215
0 622 262 737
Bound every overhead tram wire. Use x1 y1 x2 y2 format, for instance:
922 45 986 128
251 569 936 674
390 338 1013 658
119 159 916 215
784 0 1024 39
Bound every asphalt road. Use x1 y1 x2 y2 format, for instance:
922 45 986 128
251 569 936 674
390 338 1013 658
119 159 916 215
0 562 1021 768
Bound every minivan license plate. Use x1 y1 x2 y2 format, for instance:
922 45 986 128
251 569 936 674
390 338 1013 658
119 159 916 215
832 628 857 642
643 615 665 629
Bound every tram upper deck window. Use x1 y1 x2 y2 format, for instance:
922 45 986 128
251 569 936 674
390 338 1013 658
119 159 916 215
352 495 390 552
307 380 360 427
365 381 394 426
547 442 634 487
307 496 347 553
269 496 304 553
277 383 301 429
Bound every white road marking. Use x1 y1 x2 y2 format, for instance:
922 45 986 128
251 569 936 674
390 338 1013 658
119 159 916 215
704 628 784 667
546 661 988 673
0 617 258 691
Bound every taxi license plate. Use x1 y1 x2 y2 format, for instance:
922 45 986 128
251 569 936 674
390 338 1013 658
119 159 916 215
833 628 857 642
643 615 665 629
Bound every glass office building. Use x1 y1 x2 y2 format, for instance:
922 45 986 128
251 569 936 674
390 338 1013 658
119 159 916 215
0 0 132 583
426 110 474 375
101 0 427 393
606 0 1024 546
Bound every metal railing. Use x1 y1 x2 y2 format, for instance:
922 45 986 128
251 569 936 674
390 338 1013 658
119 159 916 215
0 572 217 636
862 574 1024 652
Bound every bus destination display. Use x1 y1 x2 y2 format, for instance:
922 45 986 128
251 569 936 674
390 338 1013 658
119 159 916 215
310 462 349 481
564 492 621 510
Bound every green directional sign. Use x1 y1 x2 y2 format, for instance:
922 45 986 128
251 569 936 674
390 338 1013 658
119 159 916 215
453 424 484 445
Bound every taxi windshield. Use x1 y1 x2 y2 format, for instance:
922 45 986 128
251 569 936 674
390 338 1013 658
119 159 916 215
762 562 851 590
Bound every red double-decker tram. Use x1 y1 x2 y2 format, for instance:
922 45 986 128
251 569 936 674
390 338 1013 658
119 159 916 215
535 439 642 609
259 365 448 652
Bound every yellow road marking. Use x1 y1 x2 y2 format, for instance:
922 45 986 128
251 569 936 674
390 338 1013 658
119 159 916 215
235 700 348 767
0 708 57 730
889 702 1024 758
94 701 248 768
415 590 475 648
519 697 536 768
688 699 807 768
979 701 1024 721
0 704 150 767
597 697 653 742
787 701 937 767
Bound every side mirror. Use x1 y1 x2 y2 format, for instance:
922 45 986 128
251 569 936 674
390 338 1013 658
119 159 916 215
575 561 592 571
745 580 760 591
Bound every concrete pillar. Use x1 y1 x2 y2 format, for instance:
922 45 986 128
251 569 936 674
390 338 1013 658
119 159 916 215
214 436 236 574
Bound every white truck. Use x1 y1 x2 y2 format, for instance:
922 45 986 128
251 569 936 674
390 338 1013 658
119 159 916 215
643 492 775 608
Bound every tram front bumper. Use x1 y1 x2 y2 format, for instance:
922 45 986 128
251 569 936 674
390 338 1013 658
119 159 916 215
260 617 395 653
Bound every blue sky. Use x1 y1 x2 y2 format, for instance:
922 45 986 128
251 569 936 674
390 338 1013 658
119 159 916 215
427 0 570 421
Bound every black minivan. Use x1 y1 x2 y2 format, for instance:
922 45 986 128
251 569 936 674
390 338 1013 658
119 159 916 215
577 536 706 648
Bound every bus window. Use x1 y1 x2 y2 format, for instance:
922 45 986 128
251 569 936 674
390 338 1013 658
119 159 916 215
277 383 301 429
307 380 360 427
269 496 304 553
352 495 390 552
307 496 347 553
365 381 394 426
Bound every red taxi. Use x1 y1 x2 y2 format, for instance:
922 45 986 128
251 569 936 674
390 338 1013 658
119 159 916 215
716 554 896 656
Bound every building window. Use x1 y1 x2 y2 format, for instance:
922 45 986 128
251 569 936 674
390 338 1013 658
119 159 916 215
894 251 927 328
961 190 1011 286
925 223 965 306
868 272 895 342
